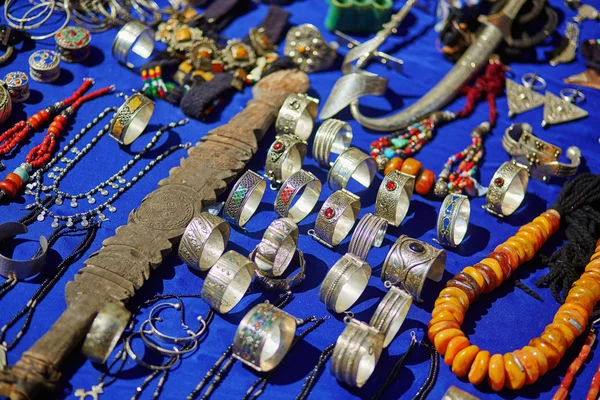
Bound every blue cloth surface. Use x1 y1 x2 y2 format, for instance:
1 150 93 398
1 1 600 399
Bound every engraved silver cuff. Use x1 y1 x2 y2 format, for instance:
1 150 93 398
331 318 384 388
178 213 230 271
112 21 155 69
224 170 267 227
328 147 377 193
348 213 388 260
0 222 48 279
319 253 371 313
82 302 131 364
313 119 353 168
436 194 470 248
255 249 306 292
483 161 529 218
201 250 256 313
252 218 299 277
109 92 155 145
274 169 322 223
275 93 319 141
232 302 297 372
369 285 412 348
265 135 308 189
308 189 361 248
375 170 415 227
381 235 446 302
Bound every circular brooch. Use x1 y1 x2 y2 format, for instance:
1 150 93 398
284 24 337 73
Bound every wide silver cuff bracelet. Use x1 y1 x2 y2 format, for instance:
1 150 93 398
348 213 388 260
255 249 306 292
319 253 371 313
483 161 529 218
328 147 377 193
178 213 230 271
375 170 415 227
369 285 412 348
381 235 446 302
201 250 256 313
331 318 384 388
308 189 361 248
313 119 353 168
224 170 266 227
274 169 321 223
109 92 155 145
82 302 131 364
252 218 299 277
275 93 319 141
112 21 155 69
265 135 307 189
0 222 48 279
436 194 470 248
232 302 297 372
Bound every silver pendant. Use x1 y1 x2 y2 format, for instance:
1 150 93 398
108 205 116 213
550 23 579 67
100 189 108 196
71 199 78 208
542 90 588 127
111 182 119 189
74 385 103 400
81 218 89 227
51 218 59 228
506 78 545 117
66 218 73 227
37 213 45 222
118 177 126 184
87 196 96 204
55 196 63 206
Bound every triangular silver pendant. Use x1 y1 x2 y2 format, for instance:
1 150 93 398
542 91 588 127
506 78 546 118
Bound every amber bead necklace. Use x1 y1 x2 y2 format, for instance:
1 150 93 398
428 173 600 391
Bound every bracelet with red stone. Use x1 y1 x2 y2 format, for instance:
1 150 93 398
382 156 436 196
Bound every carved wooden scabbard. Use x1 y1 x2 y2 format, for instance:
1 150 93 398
0 69 310 400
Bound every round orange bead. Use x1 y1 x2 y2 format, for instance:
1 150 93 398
439 287 470 308
585 259 600 274
505 238 528 263
488 354 506 391
463 267 487 292
452 345 480 378
574 277 600 301
532 216 552 237
553 311 585 338
384 158 403 176
565 286 596 315
592 251 600 261
468 350 490 385
428 320 461 343
582 271 600 285
542 210 561 234
546 323 575 347
400 158 422 177
428 310 461 328
515 230 540 253
540 328 568 357
519 224 545 249
512 236 536 262
494 243 521 270
5 173 22 191
415 169 435 195
559 303 589 328
479 258 504 281
514 349 539 385
445 336 470 366
521 346 548 376
504 353 526 390
432 303 464 325
529 337 561 370
434 328 465 355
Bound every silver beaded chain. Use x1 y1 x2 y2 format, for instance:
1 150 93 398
24 106 191 228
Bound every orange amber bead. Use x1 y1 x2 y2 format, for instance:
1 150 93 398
479 258 505 281
529 337 561 370
522 346 548 376
542 210 561 234
463 267 487 292
514 349 539 385
474 263 498 292
400 158 422 177
505 238 527 263
553 311 584 338
546 323 575 347
428 310 461 328
574 277 600 301
512 236 536 262
504 353 526 390
415 169 435 195
565 286 596 315
559 303 589 328
384 158 403 176
592 251 600 261
452 345 480 378
487 252 512 279
434 296 466 314
468 350 490 385
434 328 465 355
488 354 506 391
445 336 470 366
516 230 541 252
585 259 600 274
428 320 461 343
582 270 600 285
540 328 568 356
519 224 545 249
439 287 470 308
532 216 552 237
494 243 521 270
5 173 22 191
432 303 464 325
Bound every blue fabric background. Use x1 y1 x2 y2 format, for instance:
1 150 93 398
1 0 600 399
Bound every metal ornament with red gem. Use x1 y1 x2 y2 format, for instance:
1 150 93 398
375 170 414 227
265 135 307 190
483 160 529 218
308 189 360 248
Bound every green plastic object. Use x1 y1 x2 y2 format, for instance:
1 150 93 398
325 0 394 34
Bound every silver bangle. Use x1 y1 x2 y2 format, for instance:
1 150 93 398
308 189 360 248
112 20 155 69
265 135 307 189
109 92 155 145
374 170 415 227
369 285 412 348
0 222 48 280
275 93 319 141
252 218 299 277
82 302 131 364
331 318 384 388
274 169 321 223
232 302 297 372
147 302 207 345
178 213 230 271
255 249 306 292
436 194 470 247
381 235 446 302
0 84 11 124
124 331 180 371
201 250 256 314
328 147 377 193
348 213 388 260
483 160 529 218
139 319 199 356
223 170 266 227
312 119 352 168
319 253 371 313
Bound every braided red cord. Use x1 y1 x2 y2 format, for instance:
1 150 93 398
455 61 506 126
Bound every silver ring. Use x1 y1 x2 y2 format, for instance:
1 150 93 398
560 88 585 103
223 170 267 227
112 20 155 69
254 249 307 292
4 72 30 103
109 92 155 145
232 302 297 372
381 235 446 302
265 135 307 189
483 161 529 218
201 250 256 314
274 169 322 223
28 50 61 83
375 170 415 227
178 213 230 271
0 84 12 124
308 189 360 248
284 23 338 73
348 213 388 260
369 285 412 348
252 218 299 277
436 194 470 247
521 73 547 90
82 302 131 364
275 93 319 141
331 318 384 388
319 253 371 313
313 119 353 168
328 147 377 193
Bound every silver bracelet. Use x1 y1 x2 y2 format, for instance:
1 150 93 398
275 93 319 141
331 318 384 388
201 250 256 314
112 20 155 69
327 147 377 193
483 160 529 218
124 331 180 371
82 302 131 364
232 302 297 372
147 302 207 345
178 213 230 271
0 222 48 279
223 170 266 227
254 249 306 292
381 235 446 302
369 285 412 348
252 218 299 277
313 119 352 168
348 213 388 260
436 194 470 247
274 169 321 223
265 135 307 189
139 319 199 356
109 92 155 145
308 189 360 248
319 253 371 313
374 170 415 227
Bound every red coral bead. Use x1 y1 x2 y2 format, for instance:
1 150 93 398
55 115 67 126
5 173 22 191
38 109 50 122
27 117 40 130
0 179 18 198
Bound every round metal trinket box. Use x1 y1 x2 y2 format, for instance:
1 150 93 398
4 72 30 103
55 26 91 62
29 50 61 83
